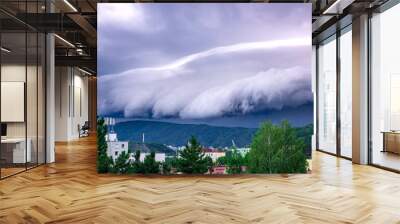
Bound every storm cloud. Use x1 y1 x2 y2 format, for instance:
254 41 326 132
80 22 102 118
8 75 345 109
98 3 312 121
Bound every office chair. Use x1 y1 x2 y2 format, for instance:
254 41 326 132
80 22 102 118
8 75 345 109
79 121 90 138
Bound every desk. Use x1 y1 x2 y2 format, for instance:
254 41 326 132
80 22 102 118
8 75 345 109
1 138 31 163
382 131 400 154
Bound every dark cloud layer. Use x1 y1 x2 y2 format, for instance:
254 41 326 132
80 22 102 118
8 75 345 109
98 3 312 123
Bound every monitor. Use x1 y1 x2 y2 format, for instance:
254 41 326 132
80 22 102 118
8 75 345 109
1 123 7 137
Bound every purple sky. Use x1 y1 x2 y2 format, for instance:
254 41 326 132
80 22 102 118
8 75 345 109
98 3 312 127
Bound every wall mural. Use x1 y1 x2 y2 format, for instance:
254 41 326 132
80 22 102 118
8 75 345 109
97 3 313 174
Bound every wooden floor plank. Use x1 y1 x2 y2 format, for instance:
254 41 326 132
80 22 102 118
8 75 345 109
0 135 400 223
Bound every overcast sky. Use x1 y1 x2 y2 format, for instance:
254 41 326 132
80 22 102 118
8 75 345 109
98 3 312 127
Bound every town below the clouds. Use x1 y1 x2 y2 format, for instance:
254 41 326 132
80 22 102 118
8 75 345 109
102 119 312 174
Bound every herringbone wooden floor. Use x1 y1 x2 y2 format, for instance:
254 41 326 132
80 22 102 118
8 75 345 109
1 135 400 224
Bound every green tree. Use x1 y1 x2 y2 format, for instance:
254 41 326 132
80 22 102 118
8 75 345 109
216 156 227 166
109 151 131 174
226 148 246 174
142 152 160 174
204 156 213 174
132 150 144 173
162 157 178 174
97 118 111 173
176 136 211 174
247 120 308 174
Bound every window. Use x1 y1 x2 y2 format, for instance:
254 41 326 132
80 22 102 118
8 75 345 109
371 3 400 171
115 151 119 156
339 27 352 158
318 36 337 154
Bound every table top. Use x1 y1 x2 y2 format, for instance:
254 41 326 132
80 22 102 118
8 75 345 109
381 131 400 134
1 138 28 143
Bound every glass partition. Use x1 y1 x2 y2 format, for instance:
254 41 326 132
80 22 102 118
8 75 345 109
339 27 352 158
38 32 45 165
0 2 46 179
371 3 400 171
317 36 337 154
1 31 28 177
27 30 38 169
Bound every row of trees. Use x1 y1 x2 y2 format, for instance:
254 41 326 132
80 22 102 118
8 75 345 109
98 119 214 174
216 149 248 174
97 119 309 174
109 151 160 174
219 120 309 173
248 120 308 173
98 118 161 174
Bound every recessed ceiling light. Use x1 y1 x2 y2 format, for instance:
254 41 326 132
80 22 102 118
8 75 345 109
63 0 78 12
323 0 343 15
78 67 93 76
1 47 11 53
322 0 356 15
54 34 75 48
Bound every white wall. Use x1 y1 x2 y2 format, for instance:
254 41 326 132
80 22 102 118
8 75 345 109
1 65 27 149
72 73 89 138
55 67 89 141
1 65 26 134
1 65 40 138
1 63 46 164
55 66 69 141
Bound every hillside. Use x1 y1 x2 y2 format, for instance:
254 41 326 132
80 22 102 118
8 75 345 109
114 120 255 148
129 142 176 155
114 120 313 156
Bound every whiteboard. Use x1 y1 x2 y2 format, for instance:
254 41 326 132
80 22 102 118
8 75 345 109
1 82 25 122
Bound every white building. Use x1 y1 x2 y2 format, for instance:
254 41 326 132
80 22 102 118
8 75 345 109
129 153 166 163
105 125 166 162
107 141 129 161
202 148 225 162
105 130 129 161
236 147 250 156
105 133 118 142
204 152 225 162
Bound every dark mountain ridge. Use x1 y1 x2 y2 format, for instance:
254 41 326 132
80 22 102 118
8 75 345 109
115 120 255 148
114 120 313 156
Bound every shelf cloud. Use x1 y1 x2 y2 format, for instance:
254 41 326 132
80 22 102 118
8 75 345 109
101 37 310 80
98 39 312 119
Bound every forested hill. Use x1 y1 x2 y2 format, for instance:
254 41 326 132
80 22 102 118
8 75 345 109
114 120 255 148
114 120 313 156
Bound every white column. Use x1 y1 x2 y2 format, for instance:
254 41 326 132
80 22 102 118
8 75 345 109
55 67 73 141
45 0 56 163
352 14 369 164
46 32 55 163
312 45 317 151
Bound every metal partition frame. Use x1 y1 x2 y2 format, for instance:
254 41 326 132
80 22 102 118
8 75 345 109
0 1 47 180
315 23 353 161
